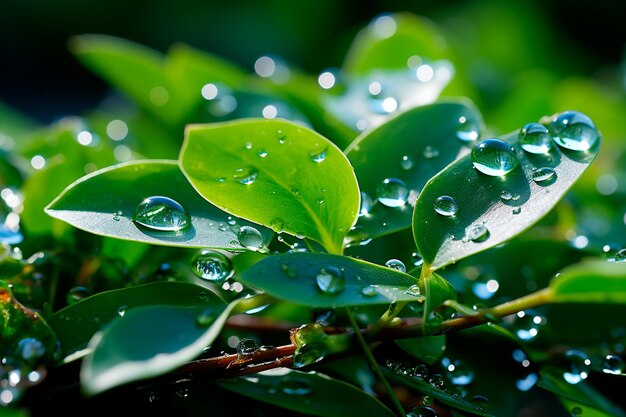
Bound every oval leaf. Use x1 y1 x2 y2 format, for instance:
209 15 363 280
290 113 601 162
180 119 360 254
48 281 216 358
45 160 272 249
413 116 600 271
550 260 626 304
239 252 422 308
81 298 238 395
345 100 482 240
218 368 395 417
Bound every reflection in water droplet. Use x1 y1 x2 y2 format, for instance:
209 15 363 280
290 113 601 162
359 192 374 216
238 226 264 251
132 196 190 232
191 249 233 282
280 378 313 396
310 148 327 163
429 373 445 389
385 259 406 272
233 167 258 185
117 305 127 317
602 354 625 375
316 266 345 294
361 285 378 297
377 178 409 208
434 196 458 217
563 350 591 384
531 167 556 184
236 338 259 358
519 123 552 154
456 115 480 142
471 139 519 176
466 224 490 243
405 284 421 297
550 111 599 151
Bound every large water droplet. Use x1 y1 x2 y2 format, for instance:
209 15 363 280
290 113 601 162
236 338 259 358
280 378 312 396
376 178 409 207
67 286 92 305
238 226 263 251
385 259 406 272
359 192 374 216
563 350 591 384
191 249 234 282
434 195 458 217
550 111 599 151
471 138 519 176
519 123 552 154
132 196 191 231
233 166 258 185
466 224 490 243
316 266 345 294
292 342 329 368
310 148 327 163
602 354 625 375
531 167 556 184
456 115 480 142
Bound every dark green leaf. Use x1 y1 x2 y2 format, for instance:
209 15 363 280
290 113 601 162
345 101 482 240
180 119 359 254
218 369 396 417
239 252 422 308
550 260 626 304
413 117 600 271
396 335 447 365
45 160 272 249
421 271 457 334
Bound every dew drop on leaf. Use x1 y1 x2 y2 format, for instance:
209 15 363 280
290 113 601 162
361 285 378 297
602 354 625 375
385 258 406 272
279 378 312 396
519 123 552 154
407 405 438 417
549 111 600 151
66 286 92 305
563 350 591 384
411 251 424 266
531 167 556 184
433 195 458 217
233 166 258 185
405 284 422 297
238 226 263 251
310 148 327 163
456 115 480 142
471 138 519 176
191 249 233 282
316 266 345 294
132 196 190 232
466 223 490 243
376 178 409 207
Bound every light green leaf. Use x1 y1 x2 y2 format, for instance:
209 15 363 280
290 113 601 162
550 260 626 304
80 297 238 395
45 160 272 249
218 368 396 417
345 100 482 240
421 271 457 334
413 114 600 271
180 119 360 254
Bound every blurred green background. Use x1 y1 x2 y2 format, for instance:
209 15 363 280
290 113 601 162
2 0 626 123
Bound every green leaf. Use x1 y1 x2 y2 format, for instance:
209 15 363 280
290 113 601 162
538 367 626 417
180 119 360 254
80 297 238 395
47 281 215 358
239 252 422 308
383 366 495 417
45 160 272 249
413 116 600 271
421 271 457 334
218 369 396 417
550 260 626 304
345 100 482 240
396 335 446 365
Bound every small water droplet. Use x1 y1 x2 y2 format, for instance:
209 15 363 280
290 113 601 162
316 266 345 294
429 373 445 389
471 395 491 412
280 378 312 396
385 259 406 272
236 338 259 358
456 115 480 142
191 249 233 282
423 146 439 159
310 148 327 163
550 111 599 151
412 364 429 379
112 210 123 221
501 190 513 201
471 138 519 176
571 406 583 416
258 149 268 158
270 217 284 233
602 354 625 375
411 252 424 266
434 195 458 217
401 155 414 170
67 286 92 305
195 308 216 327
117 305 127 317
132 196 191 231
407 406 438 417
512 207 521 215
405 284 422 297
377 178 409 207
519 123 552 154
233 166 258 185
361 285 378 297
245 142 253 150
466 224 490 243
563 350 591 384
215 176 226 183
359 192 374 216
532 167 556 184
238 226 263 251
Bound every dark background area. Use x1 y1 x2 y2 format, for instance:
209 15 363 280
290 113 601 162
1 0 625 124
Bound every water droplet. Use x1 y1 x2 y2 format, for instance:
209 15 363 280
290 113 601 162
376 178 409 207
429 373 445 389
117 305 127 317
456 115 480 142
236 338 258 358
563 350 591 384
512 207 521 215
195 308 215 327
471 395 491 412
613 249 626 262
132 196 191 231
269 217 284 233
385 259 406 272
434 195 458 217
191 249 233 282
602 354 625 375
17 338 45 361
405 284 422 297
310 148 327 163
280 378 312 396
258 149 268 158
531 167 556 184
316 266 345 294
292 342 328 368
471 138 519 176
361 285 378 297
411 252 424 266
466 224 490 243
519 123 552 154
412 364 429 379
423 146 439 159
500 190 513 201
359 192 374 216
401 155 414 170
550 111 599 151
407 406 438 417
571 407 583 416
238 226 263 251
67 286 92 305
233 166 258 185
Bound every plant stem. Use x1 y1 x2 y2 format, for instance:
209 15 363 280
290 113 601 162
346 309 406 417
368 301 408 336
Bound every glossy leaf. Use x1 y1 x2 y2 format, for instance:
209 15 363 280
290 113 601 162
81 298 238 395
48 281 216 358
383 366 495 417
345 100 482 240
550 260 626 304
413 116 600 271
45 160 272 249
180 119 359 254
239 252 422 308
421 271 457 334
396 335 447 365
218 368 396 417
